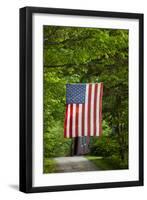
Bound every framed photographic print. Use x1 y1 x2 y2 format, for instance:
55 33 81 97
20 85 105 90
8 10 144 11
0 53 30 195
19 7 144 193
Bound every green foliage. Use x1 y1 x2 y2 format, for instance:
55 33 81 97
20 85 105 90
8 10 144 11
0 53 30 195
43 158 57 173
90 136 119 157
44 121 72 157
86 156 128 170
43 25 128 169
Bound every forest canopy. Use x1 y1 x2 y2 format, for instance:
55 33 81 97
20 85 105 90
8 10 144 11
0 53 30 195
43 25 129 170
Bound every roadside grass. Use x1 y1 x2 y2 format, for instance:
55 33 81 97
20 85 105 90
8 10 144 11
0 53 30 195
85 155 128 170
43 158 57 173
43 155 128 173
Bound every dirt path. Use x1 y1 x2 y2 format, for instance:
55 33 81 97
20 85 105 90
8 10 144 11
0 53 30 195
54 156 99 173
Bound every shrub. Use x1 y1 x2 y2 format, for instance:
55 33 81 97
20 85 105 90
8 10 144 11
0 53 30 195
90 136 120 157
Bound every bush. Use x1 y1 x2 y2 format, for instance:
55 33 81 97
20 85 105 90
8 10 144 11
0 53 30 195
43 158 57 173
90 136 120 157
44 121 72 158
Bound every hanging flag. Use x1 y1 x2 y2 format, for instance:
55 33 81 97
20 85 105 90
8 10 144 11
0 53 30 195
64 83 103 138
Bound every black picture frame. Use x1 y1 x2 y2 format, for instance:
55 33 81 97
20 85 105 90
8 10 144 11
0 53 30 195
19 6 144 193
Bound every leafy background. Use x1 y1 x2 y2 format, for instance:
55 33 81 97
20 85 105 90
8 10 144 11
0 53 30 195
43 26 128 172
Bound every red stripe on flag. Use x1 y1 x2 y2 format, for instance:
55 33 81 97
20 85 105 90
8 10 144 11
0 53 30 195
64 105 68 138
94 84 98 136
82 104 85 136
99 83 103 136
87 84 92 136
75 104 79 137
70 104 73 137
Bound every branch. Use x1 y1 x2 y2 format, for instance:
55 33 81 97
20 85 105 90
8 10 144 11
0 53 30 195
44 36 91 46
44 57 105 68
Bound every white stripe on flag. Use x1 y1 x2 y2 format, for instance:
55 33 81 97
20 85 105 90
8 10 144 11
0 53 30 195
84 84 89 136
90 84 95 136
72 104 76 137
96 83 101 136
66 104 70 138
78 104 82 137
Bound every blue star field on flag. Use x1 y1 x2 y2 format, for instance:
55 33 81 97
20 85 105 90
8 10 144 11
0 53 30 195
66 84 86 104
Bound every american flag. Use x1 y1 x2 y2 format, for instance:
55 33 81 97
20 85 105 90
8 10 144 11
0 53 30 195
64 83 103 138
